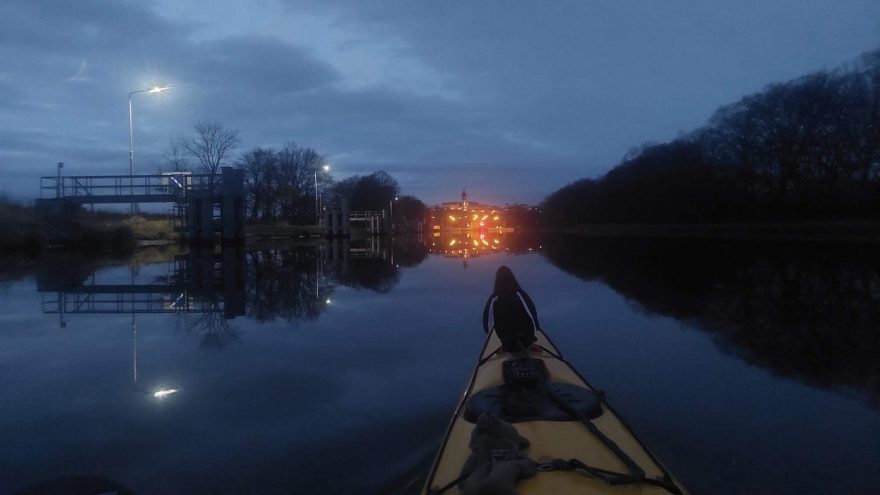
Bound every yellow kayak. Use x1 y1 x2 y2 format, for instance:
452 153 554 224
422 328 686 495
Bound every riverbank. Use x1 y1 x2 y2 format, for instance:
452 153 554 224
546 220 880 241
0 200 177 254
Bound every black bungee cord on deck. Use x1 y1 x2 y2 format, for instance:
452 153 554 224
427 266 685 494
436 266 685 495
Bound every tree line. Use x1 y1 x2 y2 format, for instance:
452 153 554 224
542 48 880 224
158 122 425 224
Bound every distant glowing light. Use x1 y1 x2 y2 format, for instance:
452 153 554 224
493 216 500 221
472 214 478 221
449 239 457 246
482 239 489 246
481 215 488 221
479 221 484 226
449 215 456 221
493 239 500 244
153 388 178 399
325 298 332 304
323 164 331 172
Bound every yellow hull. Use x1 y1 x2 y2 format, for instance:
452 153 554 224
422 329 686 494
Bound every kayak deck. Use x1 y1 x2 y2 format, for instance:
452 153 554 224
423 329 685 494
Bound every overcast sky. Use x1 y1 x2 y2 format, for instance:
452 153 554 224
1 0 878 205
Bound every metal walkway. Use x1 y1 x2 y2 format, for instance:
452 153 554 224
39 172 216 204
37 168 246 242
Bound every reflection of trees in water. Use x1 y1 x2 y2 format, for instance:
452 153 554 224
391 237 428 267
543 237 880 406
246 248 335 323
334 258 400 294
191 307 240 349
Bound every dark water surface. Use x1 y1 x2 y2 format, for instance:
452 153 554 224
1 236 878 494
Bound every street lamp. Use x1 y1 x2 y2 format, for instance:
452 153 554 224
315 164 330 224
129 85 173 215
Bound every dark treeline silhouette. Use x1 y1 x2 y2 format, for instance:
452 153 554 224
332 170 400 210
158 124 425 224
543 49 880 224
504 204 541 229
237 143 329 223
393 195 427 229
542 236 880 407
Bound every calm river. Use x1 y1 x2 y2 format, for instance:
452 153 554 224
1 235 878 494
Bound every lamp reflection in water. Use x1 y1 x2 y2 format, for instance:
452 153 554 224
429 231 506 268
153 388 179 399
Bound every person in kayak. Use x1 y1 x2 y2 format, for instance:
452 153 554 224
482 266 540 352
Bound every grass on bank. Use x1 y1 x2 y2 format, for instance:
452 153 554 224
0 197 179 254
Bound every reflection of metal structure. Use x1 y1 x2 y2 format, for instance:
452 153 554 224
349 236 389 259
39 249 246 321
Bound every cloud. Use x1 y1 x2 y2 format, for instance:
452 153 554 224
67 60 91 82
1 0 879 204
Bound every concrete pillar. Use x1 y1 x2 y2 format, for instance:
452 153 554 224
221 167 244 242
222 246 245 318
199 195 214 243
332 238 342 265
342 238 350 276
186 196 198 241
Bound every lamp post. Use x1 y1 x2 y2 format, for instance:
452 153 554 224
129 85 172 215
315 164 330 224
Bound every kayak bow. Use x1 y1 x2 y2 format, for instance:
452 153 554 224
422 328 686 495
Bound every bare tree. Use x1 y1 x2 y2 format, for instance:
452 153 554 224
159 138 191 172
183 121 239 181
277 142 327 221
237 147 278 221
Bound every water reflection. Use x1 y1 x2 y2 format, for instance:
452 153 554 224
35 237 414 330
37 248 246 319
542 236 880 407
427 231 540 268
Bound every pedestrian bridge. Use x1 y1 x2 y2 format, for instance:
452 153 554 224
36 167 245 242
38 172 206 204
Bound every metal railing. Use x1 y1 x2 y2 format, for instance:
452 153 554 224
348 210 386 220
40 173 220 201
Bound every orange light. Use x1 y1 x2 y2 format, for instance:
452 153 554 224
493 216 499 221
481 215 488 221
449 239 457 246
449 215 456 221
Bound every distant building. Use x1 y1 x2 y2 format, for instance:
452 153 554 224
427 190 509 231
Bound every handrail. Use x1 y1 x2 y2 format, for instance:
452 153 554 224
39 173 223 199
